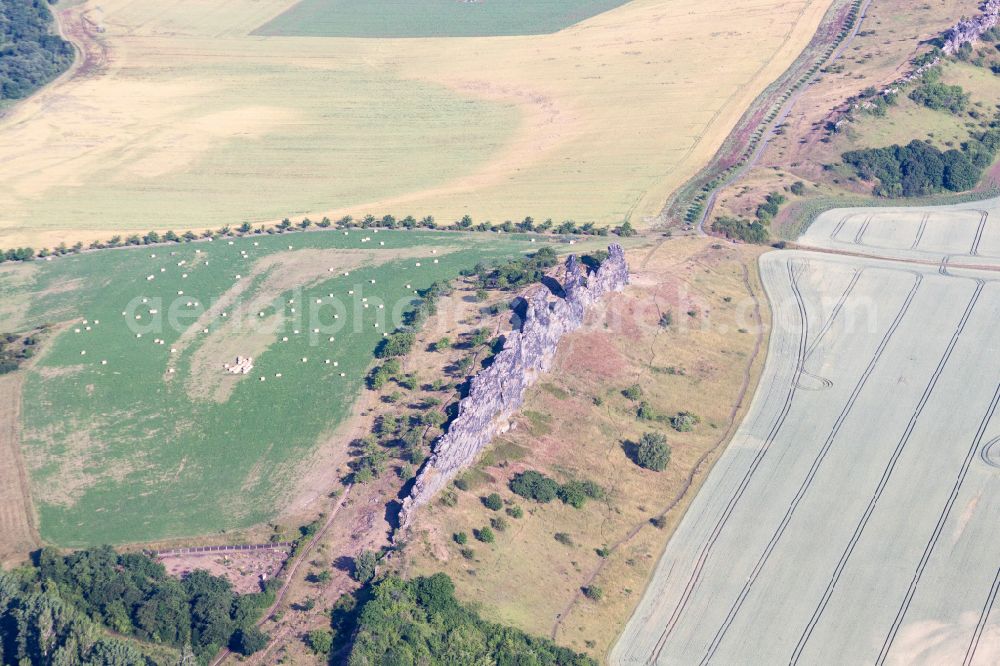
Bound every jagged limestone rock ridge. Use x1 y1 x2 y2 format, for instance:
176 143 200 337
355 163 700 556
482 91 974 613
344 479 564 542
398 244 629 533
943 0 1000 54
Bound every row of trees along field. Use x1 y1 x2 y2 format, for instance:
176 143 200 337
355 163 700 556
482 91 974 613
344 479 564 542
0 215 636 266
0 0 74 101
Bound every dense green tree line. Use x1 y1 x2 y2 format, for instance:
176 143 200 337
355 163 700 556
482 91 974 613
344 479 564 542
0 570 153 665
35 546 274 659
348 573 595 666
843 133 995 197
0 0 74 101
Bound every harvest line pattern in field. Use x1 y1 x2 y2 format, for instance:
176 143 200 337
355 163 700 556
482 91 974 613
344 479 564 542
614 200 1000 664
0 0 838 247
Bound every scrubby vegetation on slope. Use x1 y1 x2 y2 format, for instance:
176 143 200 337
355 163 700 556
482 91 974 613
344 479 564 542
0 327 46 374
839 64 1000 198
0 0 74 101
348 573 595 665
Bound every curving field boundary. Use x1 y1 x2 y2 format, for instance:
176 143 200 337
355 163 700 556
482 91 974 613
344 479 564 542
615 204 1000 664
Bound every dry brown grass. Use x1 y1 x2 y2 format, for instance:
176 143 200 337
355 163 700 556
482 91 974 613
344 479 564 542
712 0 973 227
399 237 771 658
0 372 40 566
158 547 290 594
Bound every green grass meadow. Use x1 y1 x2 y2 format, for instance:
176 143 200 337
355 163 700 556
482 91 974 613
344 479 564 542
254 0 632 38
2 230 542 547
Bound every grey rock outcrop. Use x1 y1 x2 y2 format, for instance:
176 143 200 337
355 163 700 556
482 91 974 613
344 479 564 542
943 1 1000 54
398 244 629 533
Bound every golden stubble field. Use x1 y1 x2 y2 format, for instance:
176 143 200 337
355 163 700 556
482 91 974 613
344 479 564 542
0 0 836 249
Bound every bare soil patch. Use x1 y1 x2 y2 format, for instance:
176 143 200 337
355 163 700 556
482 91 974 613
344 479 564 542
158 547 290 595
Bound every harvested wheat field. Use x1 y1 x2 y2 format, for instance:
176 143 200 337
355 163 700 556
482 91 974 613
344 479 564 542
0 0 837 248
615 200 1000 664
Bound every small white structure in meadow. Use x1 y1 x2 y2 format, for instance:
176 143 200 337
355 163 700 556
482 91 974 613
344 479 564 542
223 356 254 375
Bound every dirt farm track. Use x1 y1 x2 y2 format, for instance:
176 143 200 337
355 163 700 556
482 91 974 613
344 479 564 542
614 198 1000 664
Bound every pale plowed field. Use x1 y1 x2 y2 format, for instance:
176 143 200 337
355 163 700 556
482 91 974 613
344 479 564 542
614 201 1000 664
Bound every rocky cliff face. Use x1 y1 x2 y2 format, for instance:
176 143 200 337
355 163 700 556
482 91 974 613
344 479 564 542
943 1 1000 54
398 244 629 533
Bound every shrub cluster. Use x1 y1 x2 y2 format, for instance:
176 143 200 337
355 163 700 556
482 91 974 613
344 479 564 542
843 137 988 197
0 329 44 375
755 191 786 222
468 247 559 292
509 470 604 509
712 216 770 244
671 411 701 433
908 78 969 114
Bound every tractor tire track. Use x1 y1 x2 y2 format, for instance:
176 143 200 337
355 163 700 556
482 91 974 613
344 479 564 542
981 436 1000 469
791 279 986 664
876 382 1000 664
698 271 921 664
794 267 863 392
971 211 989 257
964 565 1000 666
911 214 929 250
853 216 871 245
830 215 850 241
804 268 862 360
646 257 812 663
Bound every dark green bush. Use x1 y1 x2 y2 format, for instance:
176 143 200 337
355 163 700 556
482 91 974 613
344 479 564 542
483 493 503 511
510 470 560 503
713 217 770 244
635 432 671 471
622 384 643 400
